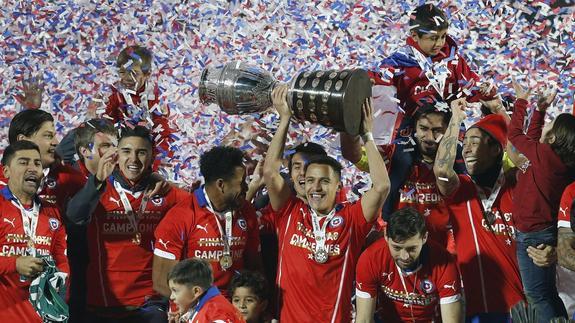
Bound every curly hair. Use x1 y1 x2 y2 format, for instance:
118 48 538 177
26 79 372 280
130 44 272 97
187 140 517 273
228 270 269 301
200 146 245 184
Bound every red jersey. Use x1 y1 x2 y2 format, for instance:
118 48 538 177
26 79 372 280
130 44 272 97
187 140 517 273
0 188 68 322
272 196 373 323
187 287 245 323
356 239 462 322
558 182 575 230
154 188 260 293
86 178 189 307
0 163 85 213
104 85 174 165
397 161 452 250
444 173 524 316
369 36 491 119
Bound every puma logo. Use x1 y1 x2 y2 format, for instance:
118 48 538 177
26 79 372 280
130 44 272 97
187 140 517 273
560 207 568 218
109 197 121 208
3 218 15 228
381 272 393 281
158 239 169 249
196 224 208 234
443 282 456 291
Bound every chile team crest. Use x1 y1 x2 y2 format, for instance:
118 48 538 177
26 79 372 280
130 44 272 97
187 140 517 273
329 215 344 229
237 218 247 231
49 218 60 231
45 177 57 189
420 279 435 294
151 196 164 206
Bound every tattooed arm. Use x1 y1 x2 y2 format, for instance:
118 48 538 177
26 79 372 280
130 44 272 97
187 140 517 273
558 227 575 271
433 98 466 197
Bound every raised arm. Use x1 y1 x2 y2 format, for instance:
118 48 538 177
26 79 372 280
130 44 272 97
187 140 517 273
262 85 293 211
360 98 390 223
66 148 117 225
434 98 466 197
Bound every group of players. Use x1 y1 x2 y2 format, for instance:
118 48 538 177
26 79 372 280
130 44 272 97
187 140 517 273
1 3 575 323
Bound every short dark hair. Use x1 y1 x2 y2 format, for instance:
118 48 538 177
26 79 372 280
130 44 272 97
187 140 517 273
118 125 154 148
288 142 327 172
409 3 449 37
167 258 213 290
74 119 117 162
549 113 575 168
2 140 41 166
413 101 451 128
386 207 427 242
117 45 153 73
304 155 343 179
228 271 269 301
8 109 54 144
200 146 245 184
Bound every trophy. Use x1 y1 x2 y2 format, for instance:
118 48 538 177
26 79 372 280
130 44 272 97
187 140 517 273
199 61 371 136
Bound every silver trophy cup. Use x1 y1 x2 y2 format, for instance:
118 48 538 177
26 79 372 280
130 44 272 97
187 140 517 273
199 62 371 135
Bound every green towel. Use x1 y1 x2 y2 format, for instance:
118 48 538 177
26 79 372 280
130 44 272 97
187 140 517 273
28 256 69 322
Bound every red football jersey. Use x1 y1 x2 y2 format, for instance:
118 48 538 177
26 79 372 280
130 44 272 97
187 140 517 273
86 179 189 307
187 287 245 323
271 196 373 323
558 182 575 230
396 161 453 251
154 188 260 293
356 239 462 322
444 173 524 316
0 188 69 322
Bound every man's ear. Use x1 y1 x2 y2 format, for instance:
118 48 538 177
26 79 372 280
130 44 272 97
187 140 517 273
548 134 556 145
410 30 419 40
16 134 27 141
79 146 91 160
2 165 10 180
422 232 429 244
216 178 225 193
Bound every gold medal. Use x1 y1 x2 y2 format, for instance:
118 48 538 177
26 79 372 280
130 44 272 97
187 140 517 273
132 232 141 245
220 254 233 270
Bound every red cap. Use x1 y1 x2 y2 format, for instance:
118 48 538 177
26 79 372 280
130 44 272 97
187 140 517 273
470 114 508 149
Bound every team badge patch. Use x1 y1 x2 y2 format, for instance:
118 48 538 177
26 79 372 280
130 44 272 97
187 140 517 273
151 196 164 206
45 178 57 189
329 215 343 228
237 218 247 231
49 218 60 231
421 279 435 294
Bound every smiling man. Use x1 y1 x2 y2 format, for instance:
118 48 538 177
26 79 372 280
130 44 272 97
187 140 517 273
262 85 390 322
65 126 189 323
0 141 68 322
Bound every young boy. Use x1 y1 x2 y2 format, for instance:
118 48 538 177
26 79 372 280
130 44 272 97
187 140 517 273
229 271 270 323
168 258 245 323
509 80 575 322
101 45 175 170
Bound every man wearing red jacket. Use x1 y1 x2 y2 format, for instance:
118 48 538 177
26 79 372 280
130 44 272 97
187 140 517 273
66 125 189 322
434 98 554 322
0 140 69 322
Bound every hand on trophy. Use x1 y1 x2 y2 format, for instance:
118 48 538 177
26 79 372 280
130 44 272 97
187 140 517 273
361 97 374 135
271 84 292 120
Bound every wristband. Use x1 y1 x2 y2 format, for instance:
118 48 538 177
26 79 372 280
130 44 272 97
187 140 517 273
361 132 374 143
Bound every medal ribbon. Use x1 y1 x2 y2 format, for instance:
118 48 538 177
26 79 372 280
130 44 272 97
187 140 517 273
113 180 148 234
202 188 233 257
309 207 337 257
11 198 40 257
473 168 505 216
397 264 419 323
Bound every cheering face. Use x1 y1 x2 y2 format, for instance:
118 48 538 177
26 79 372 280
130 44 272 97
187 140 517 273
386 233 427 270
117 136 152 183
414 113 446 160
19 121 58 168
305 164 340 215
118 63 149 92
232 287 267 323
463 128 500 176
411 28 448 56
290 153 307 198
168 280 202 315
4 149 44 198
81 132 118 173
222 166 248 210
